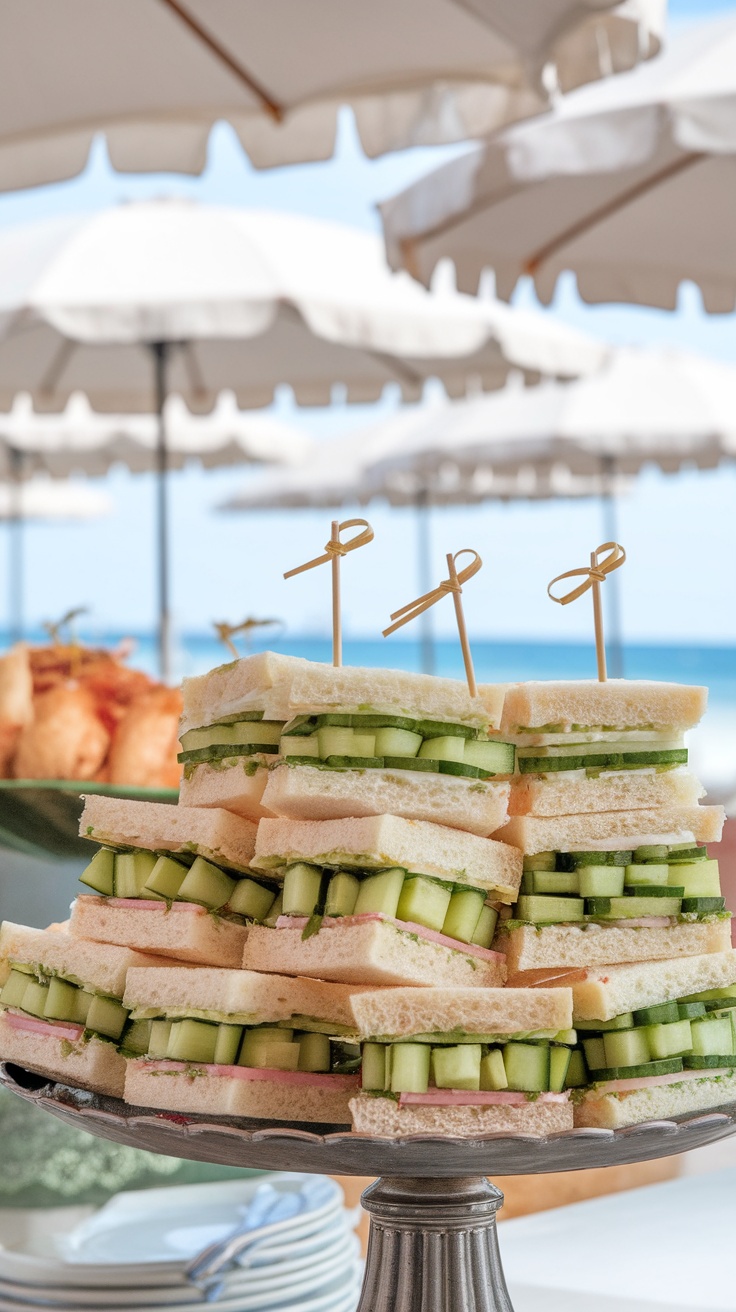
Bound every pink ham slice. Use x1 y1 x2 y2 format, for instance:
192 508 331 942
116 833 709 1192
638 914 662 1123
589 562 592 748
399 1090 570 1106
276 913 505 963
134 1059 359 1089
594 1068 734 1095
4 1011 84 1043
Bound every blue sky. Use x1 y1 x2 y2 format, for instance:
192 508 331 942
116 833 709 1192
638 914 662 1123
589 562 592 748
2 0 735 650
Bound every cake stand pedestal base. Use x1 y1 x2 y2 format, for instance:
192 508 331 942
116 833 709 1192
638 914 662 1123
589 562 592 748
358 1176 512 1312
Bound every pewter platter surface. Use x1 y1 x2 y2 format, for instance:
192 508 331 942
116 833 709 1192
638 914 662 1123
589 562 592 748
4 1062 736 1177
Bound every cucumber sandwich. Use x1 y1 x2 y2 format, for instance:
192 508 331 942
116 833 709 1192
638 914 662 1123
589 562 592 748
492 807 728 978
72 795 276 968
122 966 369 1126
178 652 513 836
553 951 736 1127
242 814 521 987
496 679 706 818
347 986 575 1137
0 922 170 1097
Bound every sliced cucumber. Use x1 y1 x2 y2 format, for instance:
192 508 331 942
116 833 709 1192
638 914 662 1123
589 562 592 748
282 863 324 917
522 852 556 872
471 904 499 948
324 755 384 769
148 1020 172 1059
684 1055 736 1069
397 876 452 932
361 1043 387 1090
516 894 585 924
669 859 721 898
318 726 356 758
298 1032 331 1073
690 1017 734 1057
239 1029 300 1071
583 1037 607 1070
281 733 320 759
431 1043 481 1091
227 878 277 921
144 855 188 901
602 1029 650 1069
633 1002 680 1026
0 969 30 1009
86 995 128 1042
681 896 726 914
564 1050 588 1088
123 1018 152 1055
625 863 669 887
585 896 681 918
504 1042 549 1092
564 851 633 869
44 977 79 1021
668 846 708 863
373 727 422 757
352 732 377 758
115 851 158 899
79 848 115 896
180 721 282 752
71 990 92 1026
214 1024 243 1066
480 1048 508 1091
390 1043 430 1094
634 845 670 863
549 1046 572 1093
576 866 624 898
177 857 237 911
442 888 485 944
678 1001 707 1019
325 870 360 918
530 870 579 895
518 748 687 773
20 980 49 1018
626 884 685 897
593 1058 684 1081
383 756 439 773
416 720 476 739
353 868 405 918
438 760 490 779
418 735 466 763
574 1014 635 1033
645 1019 692 1060
463 740 515 774
263 892 284 927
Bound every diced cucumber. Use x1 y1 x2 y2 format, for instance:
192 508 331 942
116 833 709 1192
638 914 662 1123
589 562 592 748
634 845 670 863
325 871 360 917
531 870 579 895
576 866 624 897
282 863 324 917
361 1043 387 1090
352 732 377 757
239 1029 300 1071
586 896 681 919
516 894 585 924
480 1048 508 1091
471 905 498 948
383 756 439 773
317 726 355 758
691 1018 734 1057
553 1030 578 1047
214 1024 243 1066
281 733 320 759
144 855 188 901
115 851 158 899
148 1020 172 1058
86 995 128 1042
353 868 405 918
625 863 669 887
646 1019 692 1060
431 1044 481 1091
177 857 237 911
463 740 515 774
633 1002 680 1025
682 896 726 913
0 969 30 1009
583 1037 606 1070
396 876 452 932
564 1051 588 1088
669 859 721 897
79 848 115 896
21 980 50 1018
390 1043 430 1094
263 892 283 927
167 1019 218 1064
574 1014 635 1032
44 977 79 1021
441 888 485 944
504 1042 549 1092
418 736 465 764
549 1047 572 1093
373 727 422 757
298 1032 331 1073
71 990 92 1025
123 1019 152 1055
227 878 277 921
565 851 633 868
603 1029 650 1069
416 720 476 739
523 853 556 872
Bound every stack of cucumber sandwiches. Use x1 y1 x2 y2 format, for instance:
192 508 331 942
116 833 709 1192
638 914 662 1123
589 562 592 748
1 651 733 1139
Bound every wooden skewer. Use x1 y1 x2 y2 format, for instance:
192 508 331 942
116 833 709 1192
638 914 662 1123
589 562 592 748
383 549 482 698
331 519 341 668
547 542 626 683
284 518 374 668
590 550 607 682
446 551 477 698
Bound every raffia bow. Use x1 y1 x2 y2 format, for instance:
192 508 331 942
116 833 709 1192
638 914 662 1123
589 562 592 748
284 519 374 579
547 541 626 606
384 549 482 697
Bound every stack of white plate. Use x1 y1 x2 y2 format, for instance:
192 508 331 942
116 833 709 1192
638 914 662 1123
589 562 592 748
0 1174 362 1311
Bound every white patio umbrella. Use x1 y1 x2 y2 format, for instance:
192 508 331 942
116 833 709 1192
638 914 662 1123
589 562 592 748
0 0 665 190
218 404 629 672
379 11 736 303
0 199 607 676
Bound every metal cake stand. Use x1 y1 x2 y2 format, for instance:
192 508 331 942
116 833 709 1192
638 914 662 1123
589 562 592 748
3 1061 736 1312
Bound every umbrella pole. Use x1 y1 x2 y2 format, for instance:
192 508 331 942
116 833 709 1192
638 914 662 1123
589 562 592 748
152 342 172 683
415 489 435 675
8 447 23 644
601 455 624 678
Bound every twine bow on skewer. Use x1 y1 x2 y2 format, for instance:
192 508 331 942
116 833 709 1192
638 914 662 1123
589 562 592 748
547 541 626 682
213 617 283 659
384 549 482 697
284 519 374 667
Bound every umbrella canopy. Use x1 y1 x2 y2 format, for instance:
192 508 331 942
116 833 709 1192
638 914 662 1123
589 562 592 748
0 391 312 477
0 480 111 521
0 0 665 189
380 12 736 305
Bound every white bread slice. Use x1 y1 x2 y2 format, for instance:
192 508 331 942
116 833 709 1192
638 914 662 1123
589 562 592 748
79 795 257 872
262 763 510 837
501 919 733 978
125 1060 353 1124
348 985 572 1038
498 679 707 735
123 966 365 1030
251 814 522 900
69 896 249 969
178 758 274 821
350 1093 572 1137
287 664 503 731
509 768 704 818
180 651 310 734
568 951 736 1022
574 1069 736 1130
0 922 168 997
242 922 506 989
494 805 724 854
0 1016 125 1097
